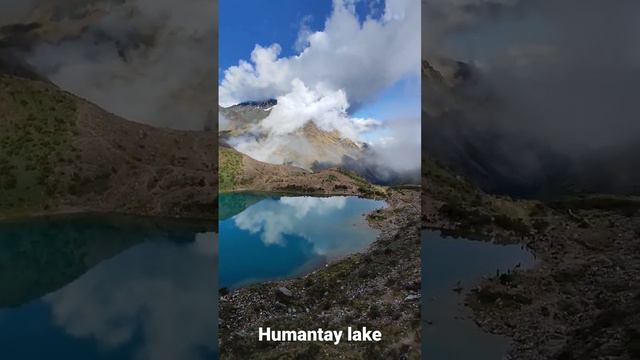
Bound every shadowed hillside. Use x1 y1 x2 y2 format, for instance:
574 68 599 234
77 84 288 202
423 58 640 359
422 59 640 198
0 74 216 220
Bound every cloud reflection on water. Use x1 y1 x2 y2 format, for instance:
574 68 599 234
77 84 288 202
232 196 382 258
45 233 218 360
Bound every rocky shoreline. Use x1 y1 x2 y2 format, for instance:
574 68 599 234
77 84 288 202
423 156 640 359
464 205 640 360
219 188 421 359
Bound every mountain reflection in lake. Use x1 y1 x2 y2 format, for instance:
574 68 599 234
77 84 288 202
0 215 217 360
219 193 386 289
422 230 535 359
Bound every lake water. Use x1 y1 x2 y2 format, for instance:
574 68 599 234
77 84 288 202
0 215 218 360
422 230 535 359
219 193 386 289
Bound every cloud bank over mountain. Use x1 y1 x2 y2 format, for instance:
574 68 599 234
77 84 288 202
426 0 640 151
423 0 640 195
1 0 217 130
220 0 421 184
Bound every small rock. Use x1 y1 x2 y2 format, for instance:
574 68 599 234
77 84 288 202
278 287 293 297
276 287 294 302
404 294 420 302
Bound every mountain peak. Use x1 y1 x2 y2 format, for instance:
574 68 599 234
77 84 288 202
235 99 277 109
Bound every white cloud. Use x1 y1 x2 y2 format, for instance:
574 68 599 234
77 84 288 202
218 111 230 131
25 0 216 130
219 0 420 107
294 15 314 52
228 79 381 167
367 117 421 173
260 79 379 139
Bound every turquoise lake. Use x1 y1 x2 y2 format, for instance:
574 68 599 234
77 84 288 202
218 193 386 289
0 215 217 360
422 230 535 359
0 199 536 359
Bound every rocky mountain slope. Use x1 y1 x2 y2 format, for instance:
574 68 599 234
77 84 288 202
0 73 216 220
220 101 364 170
218 100 273 135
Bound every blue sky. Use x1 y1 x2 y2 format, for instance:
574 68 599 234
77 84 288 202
219 2 331 71
219 0 420 122
353 75 421 121
219 1 387 71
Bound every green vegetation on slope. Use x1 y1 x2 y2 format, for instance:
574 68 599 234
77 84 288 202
548 195 640 217
0 75 78 214
219 146 242 192
218 144 387 197
424 153 536 236
337 167 387 197
0 74 216 220
423 152 478 203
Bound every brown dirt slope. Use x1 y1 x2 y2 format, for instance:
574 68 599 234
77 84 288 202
219 143 385 198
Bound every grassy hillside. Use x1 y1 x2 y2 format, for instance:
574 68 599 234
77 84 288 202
219 146 243 192
218 143 386 197
0 75 78 213
0 74 216 220
423 152 539 236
